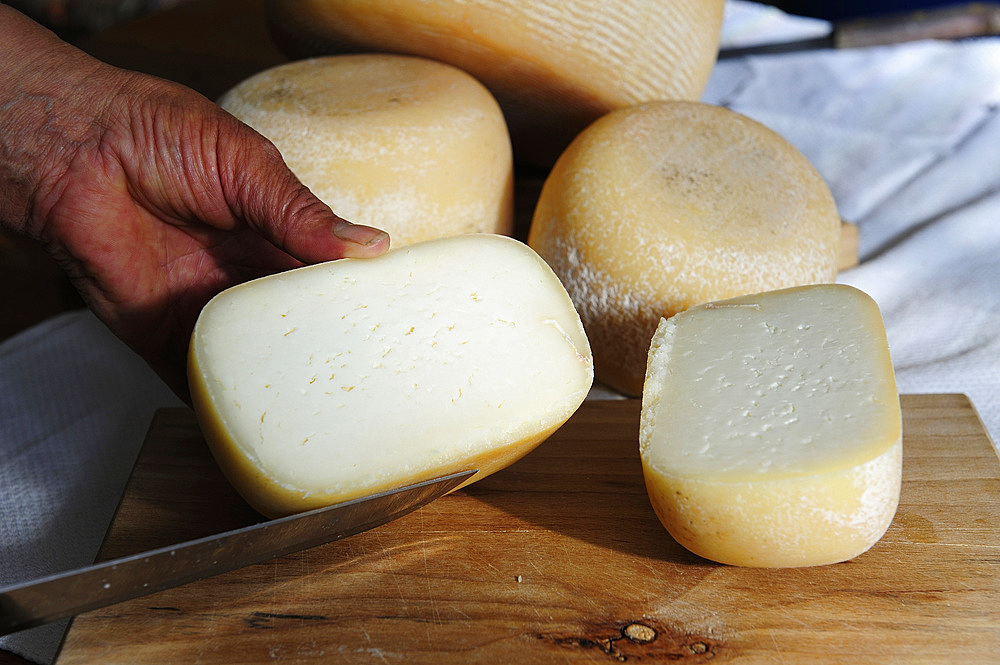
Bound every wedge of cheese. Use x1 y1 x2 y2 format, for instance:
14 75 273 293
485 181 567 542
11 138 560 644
266 0 725 165
189 234 593 517
528 101 841 396
218 54 513 247
640 284 902 568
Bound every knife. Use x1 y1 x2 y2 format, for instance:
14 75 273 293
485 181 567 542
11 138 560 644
0 469 475 635
718 2 1000 58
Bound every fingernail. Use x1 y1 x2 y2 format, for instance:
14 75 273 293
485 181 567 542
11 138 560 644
334 221 389 247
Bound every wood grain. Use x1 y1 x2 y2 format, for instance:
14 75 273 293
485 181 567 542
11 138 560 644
56 395 999 664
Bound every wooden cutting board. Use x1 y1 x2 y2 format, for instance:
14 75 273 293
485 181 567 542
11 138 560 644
56 394 999 663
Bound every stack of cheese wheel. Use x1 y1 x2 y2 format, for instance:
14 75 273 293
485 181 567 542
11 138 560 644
265 0 726 164
218 54 514 247
528 101 842 396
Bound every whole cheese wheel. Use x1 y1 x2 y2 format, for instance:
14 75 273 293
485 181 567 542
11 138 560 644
218 54 513 247
188 234 593 517
265 0 725 165
528 101 841 396
640 284 902 568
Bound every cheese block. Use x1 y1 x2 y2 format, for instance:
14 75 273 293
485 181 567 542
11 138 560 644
640 284 902 568
218 54 513 247
266 0 725 165
188 234 593 517
528 101 841 396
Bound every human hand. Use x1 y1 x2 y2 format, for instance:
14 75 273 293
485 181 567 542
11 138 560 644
0 7 389 399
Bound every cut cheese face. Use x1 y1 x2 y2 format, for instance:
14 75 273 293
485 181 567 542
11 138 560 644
266 0 725 165
528 101 841 396
189 234 593 517
640 284 902 567
218 54 513 247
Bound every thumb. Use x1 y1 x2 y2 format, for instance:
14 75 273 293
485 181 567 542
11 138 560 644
220 124 390 263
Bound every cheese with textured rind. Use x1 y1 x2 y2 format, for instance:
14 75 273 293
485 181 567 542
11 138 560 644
266 0 725 165
640 284 902 568
528 101 841 396
189 234 593 517
218 54 513 247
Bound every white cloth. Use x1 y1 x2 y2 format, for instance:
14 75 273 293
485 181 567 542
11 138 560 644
3 2 999 662
0 312 183 663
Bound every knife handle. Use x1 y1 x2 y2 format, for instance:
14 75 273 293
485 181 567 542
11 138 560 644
835 2 1000 48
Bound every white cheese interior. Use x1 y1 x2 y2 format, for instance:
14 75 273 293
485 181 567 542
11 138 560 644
643 287 898 479
190 234 593 516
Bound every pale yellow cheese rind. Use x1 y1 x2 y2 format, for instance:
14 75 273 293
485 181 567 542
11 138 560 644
188 234 593 518
218 54 513 247
639 284 902 567
266 0 725 164
643 443 902 568
528 101 841 396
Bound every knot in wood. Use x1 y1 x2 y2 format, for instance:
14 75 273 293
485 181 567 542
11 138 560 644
622 622 657 644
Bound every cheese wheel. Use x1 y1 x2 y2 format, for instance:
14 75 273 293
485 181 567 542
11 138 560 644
528 101 841 396
265 0 725 165
218 54 513 247
640 284 902 568
188 234 593 517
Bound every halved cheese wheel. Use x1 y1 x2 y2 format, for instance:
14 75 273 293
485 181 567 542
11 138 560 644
218 54 513 247
188 234 593 517
528 101 841 396
265 0 725 164
640 284 902 567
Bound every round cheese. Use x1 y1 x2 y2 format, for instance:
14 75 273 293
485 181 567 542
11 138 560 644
266 0 725 165
218 54 513 247
188 234 593 518
640 285 902 567
527 101 841 396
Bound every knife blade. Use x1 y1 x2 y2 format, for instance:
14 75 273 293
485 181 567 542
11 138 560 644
0 469 475 635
